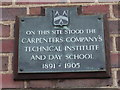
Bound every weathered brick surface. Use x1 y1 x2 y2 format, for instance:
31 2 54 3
108 20 119 34
0 56 8 71
0 24 10 37
110 52 120 68
0 8 26 21
27 80 55 88
116 37 120 51
82 5 110 17
29 7 42 16
113 5 120 18
55 78 112 88
2 74 24 88
0 40 14 53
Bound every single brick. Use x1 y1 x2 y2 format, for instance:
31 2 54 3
55 78 112 88
27 80 55 88
0 1 12 6
0 56 8 71
29 7 42 16
116 37 120 51
110 37 113 51
118 53 120 68
113 5 120 18
110 52 120 68
0 39 14 53
117 70 120 86
1 88 120 90
0 24 10 37
0 74 2 88
108 20 119 34
6 88 109 90
15 0 30 4
16 0 62 4
98 0 114 2
0 8 26 21
82 5 110 17
2 74 24 88
70 0 94 2
16 1 47 4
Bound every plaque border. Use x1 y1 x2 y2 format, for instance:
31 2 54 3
14 11 111 80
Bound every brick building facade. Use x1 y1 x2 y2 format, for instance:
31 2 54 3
0 0 120 90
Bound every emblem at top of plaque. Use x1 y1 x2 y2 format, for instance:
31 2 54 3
53 10 69 26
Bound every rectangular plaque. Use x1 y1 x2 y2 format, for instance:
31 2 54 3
14 7 110 80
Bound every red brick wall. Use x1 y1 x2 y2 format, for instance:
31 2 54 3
0 0 120 89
